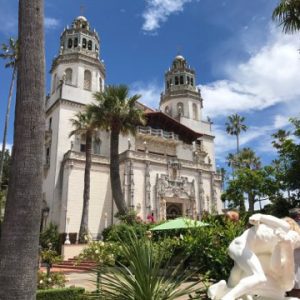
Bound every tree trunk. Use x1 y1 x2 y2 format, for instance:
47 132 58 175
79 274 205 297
78 131 92 243
0 1 45 299
236 134 240 154
0 66 16 189
248 192 255 212
110 129 127 215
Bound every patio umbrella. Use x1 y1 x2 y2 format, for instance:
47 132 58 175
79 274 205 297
150 217 208 231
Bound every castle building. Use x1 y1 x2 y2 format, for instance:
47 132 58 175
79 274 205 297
43 16 223 239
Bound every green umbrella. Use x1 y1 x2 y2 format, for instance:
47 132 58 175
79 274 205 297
150 217 208 231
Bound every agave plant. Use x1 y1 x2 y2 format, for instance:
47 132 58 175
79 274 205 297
95 232 199 300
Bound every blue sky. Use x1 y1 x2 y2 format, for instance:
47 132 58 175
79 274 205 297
0 0 299 169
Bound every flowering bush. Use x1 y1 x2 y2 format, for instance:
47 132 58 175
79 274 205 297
77 240 115 266
37 271 66 290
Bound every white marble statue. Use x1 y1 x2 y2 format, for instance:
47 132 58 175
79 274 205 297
208 213 300 300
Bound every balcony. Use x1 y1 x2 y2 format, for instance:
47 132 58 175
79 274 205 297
137 126 179 141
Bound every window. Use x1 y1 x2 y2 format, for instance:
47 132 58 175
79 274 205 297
187 76 190 84
68 38 73 48
82 38 87 49
49 117 52 130
88 40 92 50
84 70 92 90
166 81 169 89
180 75 184 85
191 77 194 86
46 147 50 165
80 144 86 153
93 137 101 155
74 38 78 48
192 103 198 120
65 68 72 85
177 102 184 116
52 74 57 94
99 77 103 92
175 76 179 85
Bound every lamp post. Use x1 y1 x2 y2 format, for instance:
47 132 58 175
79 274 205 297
65 217 71 245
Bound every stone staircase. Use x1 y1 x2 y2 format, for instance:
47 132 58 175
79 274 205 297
52 258 97 272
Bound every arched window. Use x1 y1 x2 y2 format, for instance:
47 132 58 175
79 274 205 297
68 38 73 48
191 77 194 86
192 103 198 120
175 76 179 85
187 76 190 85
88 40 93 50
74 38 78 48
84 70 92 90
99 77 103 92
82 38 87 49
177 102 184 116
52 74 57 94
180 75 184 85
165 106 170 114
65 68 72 85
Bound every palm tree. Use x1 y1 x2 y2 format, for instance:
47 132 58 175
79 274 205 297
100 233 198 299
225 114 247 154
0 1 45 299
272 0 300 33
89 85 145 216
235 148 261 170
0 38 18 190
70 110 96 243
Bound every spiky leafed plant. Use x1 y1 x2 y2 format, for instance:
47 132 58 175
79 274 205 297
272 0 300 33
0 0 45 299
0 38 18 190
225 114 247 154
88 85 145 216
70 110 97 243
99 233 199 300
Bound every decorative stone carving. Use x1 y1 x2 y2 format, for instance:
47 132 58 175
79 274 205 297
211 173 218 213
208 214 300 300
145 161 151 217
156 174 195 199
198 171 204 216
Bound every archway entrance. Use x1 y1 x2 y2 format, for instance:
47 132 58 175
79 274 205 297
166 203 183 219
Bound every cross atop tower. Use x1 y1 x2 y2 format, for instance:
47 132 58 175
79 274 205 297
80 4 85 16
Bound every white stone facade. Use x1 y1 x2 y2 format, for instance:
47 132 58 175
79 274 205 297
42 17 223 239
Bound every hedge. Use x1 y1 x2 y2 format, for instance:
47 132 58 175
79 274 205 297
36 287 85 300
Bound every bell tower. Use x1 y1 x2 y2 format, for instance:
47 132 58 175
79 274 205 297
160 55 203 132
47 16 105 109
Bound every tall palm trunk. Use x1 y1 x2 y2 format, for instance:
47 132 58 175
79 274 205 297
248 192 255 212
0 66 16 188
79 131 92 243
236 134 240 154
110 129 127 215
0 1 45 299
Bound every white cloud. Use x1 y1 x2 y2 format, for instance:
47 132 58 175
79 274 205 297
201 26 300 118
45 17 60 30
142 0 192 32
130 81 162 109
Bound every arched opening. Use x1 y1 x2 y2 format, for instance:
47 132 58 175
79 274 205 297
192 103 198 120
84 70 92 91
65 68 73 85
74 38 78 48
180 75 184 85
99 77 103 91
187 76 190 85
175 76 179 85
82 38 87 49
88 40 93 50
68 38 73 48
165 106 170 114
52 74 57 94
191 77 194 86
177 102 184 116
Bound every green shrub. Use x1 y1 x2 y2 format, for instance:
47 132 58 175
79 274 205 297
40 223 60 252
36 287 85 300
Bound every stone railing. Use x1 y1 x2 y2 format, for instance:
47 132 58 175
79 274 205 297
63 150 109 165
